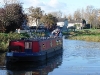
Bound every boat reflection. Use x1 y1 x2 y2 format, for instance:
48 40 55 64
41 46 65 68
6 53 63 75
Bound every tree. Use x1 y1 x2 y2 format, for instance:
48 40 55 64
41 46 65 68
49 11 62 18
0 8 5 32
41 14 57 31
73 9 81 20
0 2 25 33
27 6 43 27
82 19 86 29
67 14 73 21
97 9 100 28
84 6 96 29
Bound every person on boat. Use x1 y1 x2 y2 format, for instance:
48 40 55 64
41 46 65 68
50 28 62 38
59 32 63 37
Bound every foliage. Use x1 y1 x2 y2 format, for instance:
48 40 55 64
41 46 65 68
48 11 62 18
64 29 100 42
70 5 100 29
74 24 80 28
27 7 43 26
40 14 57 32
0 3 25 33
0 33 28 52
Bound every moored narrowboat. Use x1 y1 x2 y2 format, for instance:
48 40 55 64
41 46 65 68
6 36 63 62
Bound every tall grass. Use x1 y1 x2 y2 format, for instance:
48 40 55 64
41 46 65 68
64 29 100 42
69 35 100 42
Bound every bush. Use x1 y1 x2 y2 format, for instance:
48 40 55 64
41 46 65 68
0 32 28 52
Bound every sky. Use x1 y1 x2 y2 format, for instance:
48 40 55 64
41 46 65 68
0 0 100 16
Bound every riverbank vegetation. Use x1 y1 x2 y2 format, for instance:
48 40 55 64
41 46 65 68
0 33 29 52
0 32 46 52
64 29 100 42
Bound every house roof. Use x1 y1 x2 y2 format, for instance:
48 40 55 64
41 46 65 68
68 20 82 23
57 18 67 22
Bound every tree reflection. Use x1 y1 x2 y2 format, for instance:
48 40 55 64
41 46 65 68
0 53 5 66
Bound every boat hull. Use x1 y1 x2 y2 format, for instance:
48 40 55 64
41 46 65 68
6 46 63 62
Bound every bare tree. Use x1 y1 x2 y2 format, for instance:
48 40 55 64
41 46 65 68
81 8 85 19
73 9 81 20
84 6 97 29
67 14 73 21
49 11 62 18
97 9 100 28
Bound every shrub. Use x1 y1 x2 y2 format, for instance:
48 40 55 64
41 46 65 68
0 32 28 52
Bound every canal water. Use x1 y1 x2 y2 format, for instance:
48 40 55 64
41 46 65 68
1 38 100 75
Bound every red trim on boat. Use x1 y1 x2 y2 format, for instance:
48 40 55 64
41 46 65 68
32 41 40 52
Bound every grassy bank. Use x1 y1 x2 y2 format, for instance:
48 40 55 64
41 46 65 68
0 32 29 52
64 29 100 42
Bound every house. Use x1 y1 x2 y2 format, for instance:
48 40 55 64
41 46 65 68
27 16 68 32
57 18 68 31
68 20 83 29
27 16 41 27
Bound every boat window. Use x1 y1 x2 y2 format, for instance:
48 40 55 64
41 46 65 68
43 44 45 48
25 42 32 49
9 46 21 52
59 40 62 44
56 40 59 45
50 41 52 47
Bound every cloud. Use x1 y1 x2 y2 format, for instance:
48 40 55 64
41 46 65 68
0 0 4 6
0 0 4 3
21 0 67 14
48 0 66 9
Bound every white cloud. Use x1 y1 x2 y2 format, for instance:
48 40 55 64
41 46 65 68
48 0 66 9
0 0 4 3
0 0 20 6
21 0 67 15
0 0 4 6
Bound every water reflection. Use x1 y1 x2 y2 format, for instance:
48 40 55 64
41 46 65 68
0 53 5 66
1 39 100 75
6 53 63 75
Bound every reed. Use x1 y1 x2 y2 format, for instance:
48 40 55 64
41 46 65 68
64 29 100 42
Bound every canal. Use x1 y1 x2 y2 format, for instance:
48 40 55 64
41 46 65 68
1 38 100 75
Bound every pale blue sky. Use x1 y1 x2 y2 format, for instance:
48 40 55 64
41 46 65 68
0 0 100 16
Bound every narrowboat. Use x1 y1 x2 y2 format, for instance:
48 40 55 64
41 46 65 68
6 36 63 62
6 52 63 70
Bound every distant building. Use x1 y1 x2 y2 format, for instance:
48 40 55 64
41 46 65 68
68 19 83 29
27 16 41 27
57 18 68 31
